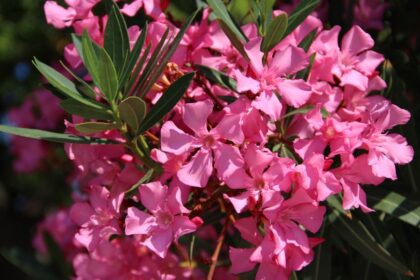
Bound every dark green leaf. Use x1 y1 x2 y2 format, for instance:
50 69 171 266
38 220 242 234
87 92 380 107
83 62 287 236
118 96 147 134
334 212 413 276
261 13 288 53
97 48 119 102
283 0 320 39
260 0 276 35
207 0 247 42
195 64 237 91
0 125 116 144
59 61 97 99
74 122 116 134
81 31 102 84
33 58 102 109
1 248 57 280
367 189 420 228
280 105 314 120
139 72 194 133
119 23 148 93
125 168 154 197
298 28 318 52
136 9 200 98
60 99 114 121
217 19 249 59
104 3 129 75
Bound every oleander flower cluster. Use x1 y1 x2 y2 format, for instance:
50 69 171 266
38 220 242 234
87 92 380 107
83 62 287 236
5 0 412 279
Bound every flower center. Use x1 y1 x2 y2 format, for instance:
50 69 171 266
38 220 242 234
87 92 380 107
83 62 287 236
156 211 173 226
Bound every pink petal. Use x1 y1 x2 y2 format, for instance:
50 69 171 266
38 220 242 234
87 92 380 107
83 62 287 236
120 0 143 17
277 79 312 108
341 180 373 213
234 217 262 245
356 50 384 75
244 37 264 74
341 25 374 55
89 185 109 211
214 143 245 182
177 149 213 188
167 186 190 215
212 113 244 144
44 1 76 29
139 182 168 212
143 228 173 258
70 202 94 226
381 134 414 164
224 192 250 213
233 69 260 93
340 69 368 91
125 207 156 235
160 121 197 155
270 45 308 75
229 247 256 274
172 216 198 240
183 100 213 136
252 91 283 120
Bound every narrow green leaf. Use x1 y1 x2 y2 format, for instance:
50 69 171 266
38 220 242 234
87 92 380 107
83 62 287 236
118 96 147 134
137 9 200 98
367 189 420 228
189 235 196 264
74 122 116 134
217 19 249 60
0 125 116 144
33 58 102 109
280 105 314 120
334 212 413 276
283 0 320 39
260 0 275 35
139 72 194 133
261 13 288 53
195 64 237 91
207 0 247 42
59 61 97 99
97 48 119 102
125 168 154 197
81 31 101 83
119 23 148 93
60 99 114 121
298 28 318 52
104 2 129 75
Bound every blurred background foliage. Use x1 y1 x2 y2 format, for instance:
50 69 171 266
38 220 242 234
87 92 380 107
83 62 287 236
0 0 420 279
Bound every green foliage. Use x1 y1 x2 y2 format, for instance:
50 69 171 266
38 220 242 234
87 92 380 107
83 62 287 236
195 64 237 91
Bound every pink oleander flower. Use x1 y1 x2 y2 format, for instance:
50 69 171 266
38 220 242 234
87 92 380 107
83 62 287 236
234 37 312 120
353 0 389 30
70 185 122 252
125 181 200 258
160 99 244 187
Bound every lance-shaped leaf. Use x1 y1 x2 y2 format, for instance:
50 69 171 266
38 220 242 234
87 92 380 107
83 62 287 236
60 99 114 121
104 2 129 75
261 13 288 54
195 64 237 91
125 168 154 197
298 28 318 52
75 122 117 134
59 61 96 99
81 31 101 83
282 0 320 39
118 96 147 134
119 23 148 93
280 105 314 120
217 19 249 60
334 212 413 276
260 0 276 35
97 48 119 102
33 58 102 109
135 9 200 98
0 125 116 144
139 72 194 133
367 189 420 228
207 0 247 42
